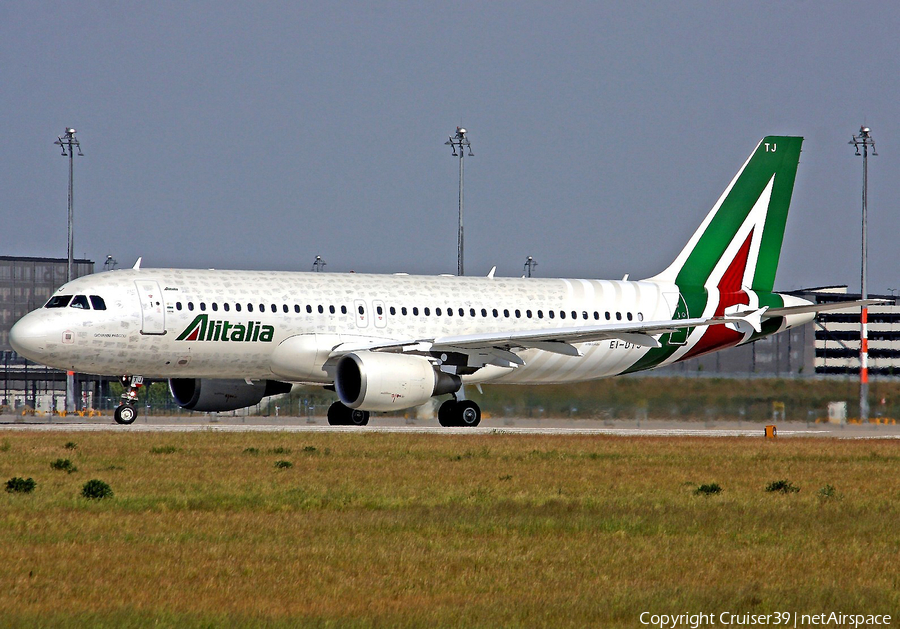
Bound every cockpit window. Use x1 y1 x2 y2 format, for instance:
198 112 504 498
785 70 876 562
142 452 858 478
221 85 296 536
46 295 73 308
70 295 90 309
90 295 107 310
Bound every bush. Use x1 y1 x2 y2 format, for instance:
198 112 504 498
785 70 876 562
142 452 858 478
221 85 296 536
274 460 293 469
6 477 36 493
150 445 178 455
64 442 77 450
302 445 317 453
695 483 722 496
50 458 78 473
81 479 113 500
817 484 841 501
242 447 260 455
766 479 800 494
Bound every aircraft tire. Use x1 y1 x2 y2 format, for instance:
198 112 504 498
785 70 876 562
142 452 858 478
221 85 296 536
438 400 457 427
114 404 137 425
456 400 481 427
349 409 369 426
327 401 348 426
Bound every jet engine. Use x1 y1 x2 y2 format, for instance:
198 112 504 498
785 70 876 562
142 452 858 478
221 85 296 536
335 352 460 412
169 378 291 412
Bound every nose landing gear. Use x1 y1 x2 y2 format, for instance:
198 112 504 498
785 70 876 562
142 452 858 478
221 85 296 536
114 375 144 425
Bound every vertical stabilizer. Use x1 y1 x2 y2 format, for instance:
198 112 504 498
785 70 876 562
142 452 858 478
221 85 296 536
648 136 803 292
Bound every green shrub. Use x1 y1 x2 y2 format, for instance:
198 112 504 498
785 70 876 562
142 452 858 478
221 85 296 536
6 477 36 493
50 458 78 473
81 479 113 500
817 484 841 501
0 439 11 453
274 460 293 469
302 445 317 453
695 483 723 496
242 447 260 455
766 479 800 494
64 442 77 450
149 446 177 455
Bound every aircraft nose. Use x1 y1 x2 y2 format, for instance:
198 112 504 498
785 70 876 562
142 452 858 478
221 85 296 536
9 313 49 361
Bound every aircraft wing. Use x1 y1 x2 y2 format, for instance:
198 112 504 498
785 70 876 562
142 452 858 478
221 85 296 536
328 309 768 368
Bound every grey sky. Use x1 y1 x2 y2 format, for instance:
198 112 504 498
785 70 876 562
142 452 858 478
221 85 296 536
2 2 898 293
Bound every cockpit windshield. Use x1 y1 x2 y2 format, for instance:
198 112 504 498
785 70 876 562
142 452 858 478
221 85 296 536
44 294 108 310
45 295 72 308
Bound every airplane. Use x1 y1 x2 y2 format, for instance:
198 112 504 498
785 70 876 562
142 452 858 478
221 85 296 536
9 136 875 426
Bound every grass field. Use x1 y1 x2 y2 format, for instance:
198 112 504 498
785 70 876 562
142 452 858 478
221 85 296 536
2 431 899 627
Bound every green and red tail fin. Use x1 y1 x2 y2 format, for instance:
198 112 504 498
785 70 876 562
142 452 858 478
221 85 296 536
647 136 803 292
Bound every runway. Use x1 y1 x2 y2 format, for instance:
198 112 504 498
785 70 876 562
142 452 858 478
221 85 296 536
2 414 898 438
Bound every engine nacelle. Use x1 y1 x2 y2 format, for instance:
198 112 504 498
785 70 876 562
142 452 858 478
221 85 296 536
335 352 461 412
169 378 291 412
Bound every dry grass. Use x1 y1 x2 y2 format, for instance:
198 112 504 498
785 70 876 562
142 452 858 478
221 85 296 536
1 431 899 627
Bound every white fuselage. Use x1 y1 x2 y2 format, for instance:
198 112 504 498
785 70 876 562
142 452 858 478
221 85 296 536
11 268 684 385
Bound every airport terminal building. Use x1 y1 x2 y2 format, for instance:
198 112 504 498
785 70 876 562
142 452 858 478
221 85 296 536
1 255 94 411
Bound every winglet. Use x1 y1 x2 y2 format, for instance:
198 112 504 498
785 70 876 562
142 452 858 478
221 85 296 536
487 266 496 279
132 257 142 270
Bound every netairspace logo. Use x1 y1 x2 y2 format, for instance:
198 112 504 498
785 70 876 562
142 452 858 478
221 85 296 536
639 611 892 628
176 314 275 343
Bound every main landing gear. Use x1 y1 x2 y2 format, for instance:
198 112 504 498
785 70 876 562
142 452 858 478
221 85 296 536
438 398 482 427
114 375 144 425
327 401 370 426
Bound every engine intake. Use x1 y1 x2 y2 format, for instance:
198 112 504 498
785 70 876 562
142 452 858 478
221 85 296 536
335 352 460 412
169 378 291 412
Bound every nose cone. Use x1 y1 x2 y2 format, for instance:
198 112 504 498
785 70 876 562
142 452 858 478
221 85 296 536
9 312 49 362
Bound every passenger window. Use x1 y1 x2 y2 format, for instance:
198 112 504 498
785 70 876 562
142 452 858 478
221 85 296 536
616 312 622 321
481 308 487 317
424 307 430 316
582 311 588 320
638 312 644 321
341 305 347 314
593 311 599 320
176 302 183 311
318 305 324 314
200 303 206 311
538 310 544 319
259 304 265 312
526 310 532 318
469 308 475 317
306 305 312 314
605 312 611 320
89 295 107 310
212 303 218 311
224 303 230 312
402 307 408 316
188 302 195 311
549 311 555 319
492 309 499 318
627 312 633 321
283 304 289 313
247 304 254 312
236 303 242 312
330 305 335 314
515 309 521 318
294 305 300 313
45 295 73 308
413 307 419 316
390 306 396 315
437 307 442 316
572 311 577 319
70 295 90 309
271 304 277 313
560 311 566 319
503 309 510 318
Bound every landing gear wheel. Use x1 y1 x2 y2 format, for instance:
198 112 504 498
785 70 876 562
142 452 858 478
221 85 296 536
114 404 137 425
456 400 481 427
349 409 369 426
438 400 458 427
327 402 347 426
327 402 369 426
